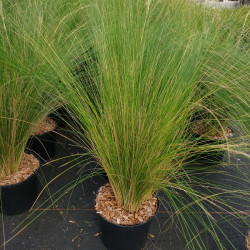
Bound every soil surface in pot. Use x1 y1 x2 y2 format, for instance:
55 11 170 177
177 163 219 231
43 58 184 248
95 183 157 225
191 120 233 140
32 117 57 136
0 153 39 186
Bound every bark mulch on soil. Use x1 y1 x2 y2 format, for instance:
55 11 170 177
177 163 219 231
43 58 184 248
0 153 39 186
95 183 158 225
32 117 57 136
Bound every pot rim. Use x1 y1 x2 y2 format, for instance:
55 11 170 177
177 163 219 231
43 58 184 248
0 154 40 189
31 118 58 138
32 129 57 138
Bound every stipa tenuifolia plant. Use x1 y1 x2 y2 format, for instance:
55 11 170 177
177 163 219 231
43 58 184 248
55 0 248 248
0 0 98 184
71 0 249 207
75 0 249 247
190 30 249 140
3 0 249 248
187 5 250 141
0 0 62 180
81 0 205 212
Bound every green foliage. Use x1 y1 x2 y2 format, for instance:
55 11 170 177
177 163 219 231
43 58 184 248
0 0 249 249
0 0 63 178
65 0 249 212
192 7 250 137
64 0 249 248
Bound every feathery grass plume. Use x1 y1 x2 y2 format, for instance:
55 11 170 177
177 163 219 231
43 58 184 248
78 0 205 211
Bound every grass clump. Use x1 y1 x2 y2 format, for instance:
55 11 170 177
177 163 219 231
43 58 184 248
0 0 62 179
64 1 248 248
1 0 248 248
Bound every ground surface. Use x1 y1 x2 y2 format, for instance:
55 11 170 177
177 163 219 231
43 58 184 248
0 126 249 250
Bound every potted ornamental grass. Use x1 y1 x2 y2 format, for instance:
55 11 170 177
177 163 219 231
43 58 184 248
0 65 49 215
188 5 249 162
4 0 248 248
0 0 98 218
39 0 248 248
0 0 91 162
189 37 249 163
0 2 60 215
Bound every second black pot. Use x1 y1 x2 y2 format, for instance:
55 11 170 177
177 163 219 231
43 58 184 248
98 200 159 250
0 167 40 216
26 129 57 162
49 107 73 128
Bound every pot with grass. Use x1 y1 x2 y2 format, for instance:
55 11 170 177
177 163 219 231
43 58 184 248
0 153 40 215
59 0 211 247
95 184 159 250
0 77 43 215
57 0 249 248
189 45 249 164
0 7 61 214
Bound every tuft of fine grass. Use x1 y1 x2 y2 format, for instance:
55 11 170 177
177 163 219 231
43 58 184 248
2 0 248 248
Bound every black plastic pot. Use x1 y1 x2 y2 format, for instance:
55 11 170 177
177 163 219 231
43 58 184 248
26 128 57 162
49 107 72 128
0 166 40 216
97 200 159 250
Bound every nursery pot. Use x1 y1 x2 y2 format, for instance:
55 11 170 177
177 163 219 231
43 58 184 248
26 127 57 162
97 200 159 250
0 167 40 216
49 107 72 128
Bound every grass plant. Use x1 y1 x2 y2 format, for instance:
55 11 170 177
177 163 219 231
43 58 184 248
190 6 249 138
191 42 249 139
0 0 62 179
68 0 249 209
0 0 249 249
51 0 248 247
